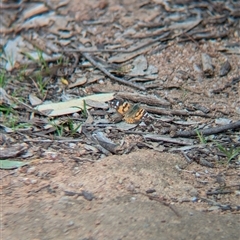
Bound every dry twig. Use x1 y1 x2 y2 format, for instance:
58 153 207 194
145 106 212 118
79 50 146 90
172 120 240 138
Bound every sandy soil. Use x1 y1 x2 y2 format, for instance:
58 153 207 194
2 150 239 240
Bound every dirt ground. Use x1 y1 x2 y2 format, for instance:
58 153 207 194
2 150 239 240
1 0 240 239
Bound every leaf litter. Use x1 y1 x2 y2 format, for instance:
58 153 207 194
1 0 240 238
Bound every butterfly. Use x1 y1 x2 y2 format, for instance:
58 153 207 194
110 99 148 124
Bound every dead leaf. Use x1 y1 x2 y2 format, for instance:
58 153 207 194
35 93 114 117
129 55 148 76
85 99 109 109
29 94 42 106
93 132 118 153
68 77 87 88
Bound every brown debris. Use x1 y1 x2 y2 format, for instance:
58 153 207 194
201 53 214 77
115 92 170 107
0 143 28 158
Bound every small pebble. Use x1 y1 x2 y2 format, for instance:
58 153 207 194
195 172 201 177
219 60 231 77
27 167 36 174
30 179 38 184
130 197 136 202
146 189 156 194
67 221 74 227
99 79 104 84
201 53 214 77
95 220 101 225
23 178 31 185
191 197 198 202
82 190 94 201
69 143 76 148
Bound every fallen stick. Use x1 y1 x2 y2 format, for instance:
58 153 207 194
172 120 240 138
80 50 146 91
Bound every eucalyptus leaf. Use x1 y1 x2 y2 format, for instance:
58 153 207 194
35 93 114 117
0 160 30 169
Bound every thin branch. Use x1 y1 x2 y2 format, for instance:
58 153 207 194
79 50 146 90
145 106 213 118
173 120 240 138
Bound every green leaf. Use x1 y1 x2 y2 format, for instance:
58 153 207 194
0 160 30 169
